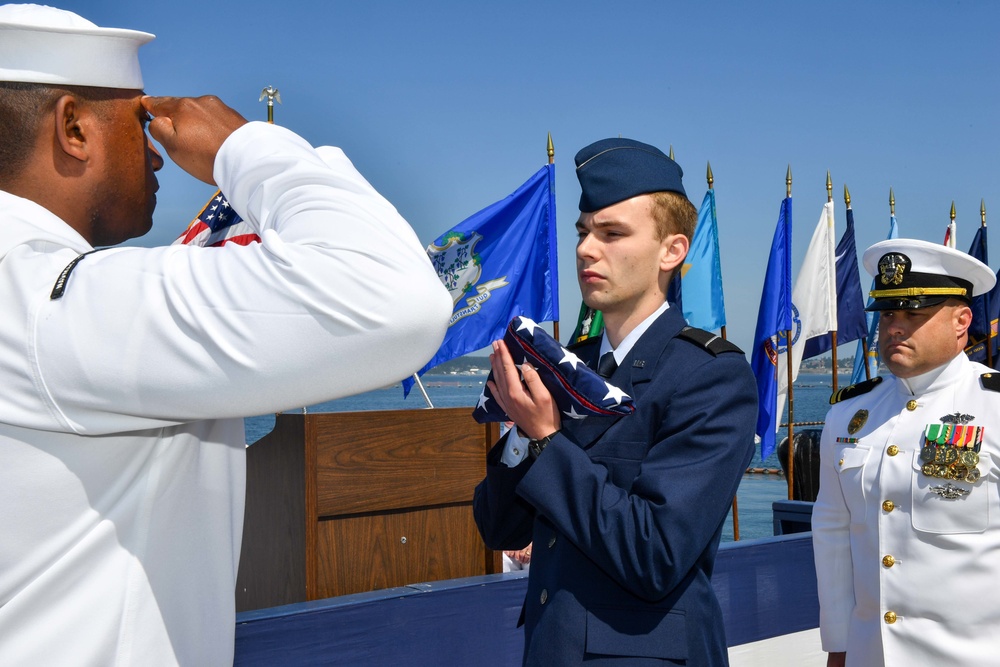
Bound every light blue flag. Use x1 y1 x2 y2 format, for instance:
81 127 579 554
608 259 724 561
850 215 899 383
403 164 558 396
682 189 726 330
750 197 793 461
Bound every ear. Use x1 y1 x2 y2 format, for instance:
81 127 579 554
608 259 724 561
53 95 90 163
955 304 973 337
659 233 690 274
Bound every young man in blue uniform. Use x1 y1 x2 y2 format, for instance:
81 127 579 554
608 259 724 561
474 138 758 665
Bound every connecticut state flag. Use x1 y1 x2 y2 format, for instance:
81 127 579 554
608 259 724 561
174 190 261 247
403 164 558 396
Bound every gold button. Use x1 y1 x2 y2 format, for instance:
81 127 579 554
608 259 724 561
547 536 556 548
884 611 897 624
882 555 895 568
882 500 895 512
839 458 845 466
887 445 899 456
540 589 548 605
906 400 918 411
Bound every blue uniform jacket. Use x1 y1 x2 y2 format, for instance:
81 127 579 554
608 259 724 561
473 306 757 666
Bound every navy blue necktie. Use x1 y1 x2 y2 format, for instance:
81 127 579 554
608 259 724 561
598 352 618 378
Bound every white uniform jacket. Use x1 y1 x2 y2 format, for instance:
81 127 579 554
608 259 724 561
0 122 451 665
813 353 1000 666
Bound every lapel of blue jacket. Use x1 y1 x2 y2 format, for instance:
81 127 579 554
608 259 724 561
561 306 686 449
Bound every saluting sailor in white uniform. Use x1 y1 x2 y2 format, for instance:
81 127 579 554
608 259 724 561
814 238 1000 667
0 5 451 666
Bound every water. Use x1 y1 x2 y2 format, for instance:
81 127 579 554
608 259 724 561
246 371 850 541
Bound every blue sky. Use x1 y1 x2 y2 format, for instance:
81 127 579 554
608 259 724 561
57 0 1000 352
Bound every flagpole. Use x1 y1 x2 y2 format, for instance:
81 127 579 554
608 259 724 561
828 171 839 395
982 199 993 369
947 202 957 248
548 133 560 344
259 85 281 124
706 161 740 540
785 165 796 501
847 183 871 382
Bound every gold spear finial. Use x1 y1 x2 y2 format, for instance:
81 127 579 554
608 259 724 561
669 145 675 161
258 85 281 124
844 184 851 207
951 201 956 222
890 187 895 216
547 133 554 165
707 161 714 189
786 164 792 198
982 199 987 227
826 171 832 202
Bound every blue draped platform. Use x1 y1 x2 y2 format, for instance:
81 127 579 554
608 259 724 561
234 533 818 665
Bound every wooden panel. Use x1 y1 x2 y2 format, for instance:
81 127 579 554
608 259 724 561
314 504 486 598
314 408 488 517
237 414 309 612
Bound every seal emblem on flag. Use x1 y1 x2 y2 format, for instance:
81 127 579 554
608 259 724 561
427 231 485 306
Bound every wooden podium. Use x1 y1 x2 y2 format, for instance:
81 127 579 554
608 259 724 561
236 408 503 612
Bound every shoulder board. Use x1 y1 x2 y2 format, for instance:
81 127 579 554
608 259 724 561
676 327 743 356
830 377 883 405
980 372 1000 393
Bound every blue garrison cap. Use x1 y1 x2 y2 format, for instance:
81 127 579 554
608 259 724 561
575 138 686 212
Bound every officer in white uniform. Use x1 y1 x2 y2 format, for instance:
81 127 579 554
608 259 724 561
0 5 452 666
813 238 999 667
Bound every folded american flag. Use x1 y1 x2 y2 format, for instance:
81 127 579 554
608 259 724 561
472 316 636 423
174 191 260 247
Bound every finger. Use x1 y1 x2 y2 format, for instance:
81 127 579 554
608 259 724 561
486 379 509 415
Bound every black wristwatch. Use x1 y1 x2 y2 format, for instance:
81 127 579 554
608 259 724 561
527 433 556 460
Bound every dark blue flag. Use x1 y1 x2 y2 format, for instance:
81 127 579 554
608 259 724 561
802 207 867 358
964 225 1000 364
403 164 558 395
750 197 793 461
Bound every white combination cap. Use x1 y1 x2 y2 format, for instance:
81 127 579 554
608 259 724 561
0 4 154 89
862 238 996 311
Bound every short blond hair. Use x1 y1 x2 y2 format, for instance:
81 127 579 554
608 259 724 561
649 191 697 242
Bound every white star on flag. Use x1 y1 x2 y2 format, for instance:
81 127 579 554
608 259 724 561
476 393 490 411
562 405 587 420
558 349 583 370
516 317 540 337
603 381 629 406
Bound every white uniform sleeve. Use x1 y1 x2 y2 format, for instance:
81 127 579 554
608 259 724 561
812 417 856 653
30 122 452 434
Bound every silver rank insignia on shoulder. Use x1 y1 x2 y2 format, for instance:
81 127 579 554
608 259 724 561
942 412 975 425
848 409 868 435
930 483 971 500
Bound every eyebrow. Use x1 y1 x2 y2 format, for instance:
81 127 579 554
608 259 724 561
576 218 627 230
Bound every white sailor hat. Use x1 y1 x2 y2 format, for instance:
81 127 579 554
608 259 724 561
862 238 996 311
0 4 153 89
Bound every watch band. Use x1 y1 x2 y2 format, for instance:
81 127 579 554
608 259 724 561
528 433 555 460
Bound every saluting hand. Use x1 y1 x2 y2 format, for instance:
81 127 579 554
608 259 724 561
141 95 248 185
488 340 560 441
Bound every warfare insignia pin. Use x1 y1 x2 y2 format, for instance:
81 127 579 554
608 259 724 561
941 413 975 425
878 252 909 286
848 409 868 435
929 483 971 500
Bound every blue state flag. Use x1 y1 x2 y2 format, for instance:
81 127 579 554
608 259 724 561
403 164 558 395
681 189 726 330
850 215 899 383
750 197 793 461
802 206 867 358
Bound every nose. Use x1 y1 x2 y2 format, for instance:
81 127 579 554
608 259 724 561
577 232 599 261
147 134 164 172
